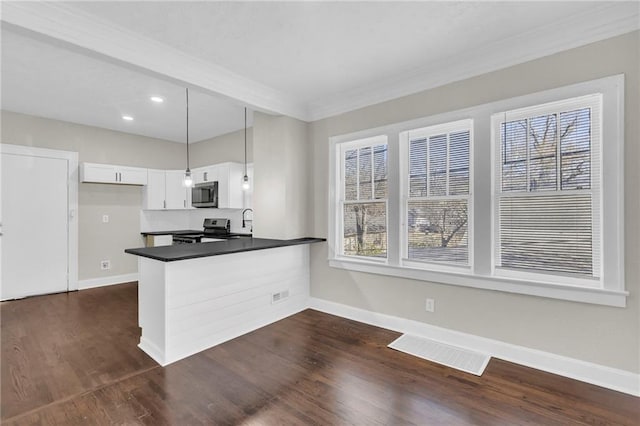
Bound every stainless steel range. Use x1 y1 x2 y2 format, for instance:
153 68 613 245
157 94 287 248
202 218 231 241
171 218 231 244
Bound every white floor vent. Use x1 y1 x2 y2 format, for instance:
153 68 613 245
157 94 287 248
388 334 490 376
271 289 290 304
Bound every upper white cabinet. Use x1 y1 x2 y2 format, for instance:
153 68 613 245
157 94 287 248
216 162 244 209
80 162 147 185
143 170 191 210
165 170 191 209
142 162 249 210
144 170 166 209
192 162 246 209
193 166 218 185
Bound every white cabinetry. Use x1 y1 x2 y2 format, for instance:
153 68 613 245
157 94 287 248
216 162 244 209
165 171 190 209
144 170 166 210
80 162 147 185
144 162 247 210
192 162 246 209
193 166 217 185
143 170 191 210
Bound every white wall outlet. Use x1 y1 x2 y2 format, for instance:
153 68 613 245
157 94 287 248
102 215 109 223
100 260 111 270
425 298 435 313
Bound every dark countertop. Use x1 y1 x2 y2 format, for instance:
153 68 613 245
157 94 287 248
125 237 325 262
141 230 201 236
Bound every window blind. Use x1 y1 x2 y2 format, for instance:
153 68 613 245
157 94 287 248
497 101 600 279
407 127 470 266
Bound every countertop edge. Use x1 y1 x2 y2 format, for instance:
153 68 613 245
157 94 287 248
125 237 325 262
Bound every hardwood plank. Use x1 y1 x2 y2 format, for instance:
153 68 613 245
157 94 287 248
2 284 638 425
0 283 157 420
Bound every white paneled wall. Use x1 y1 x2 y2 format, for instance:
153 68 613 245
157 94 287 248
137 244 310 365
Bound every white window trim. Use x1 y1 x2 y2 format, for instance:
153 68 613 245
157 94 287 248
399 119 474 273
328 74 626 307
491 94 603 288
336 135 389 262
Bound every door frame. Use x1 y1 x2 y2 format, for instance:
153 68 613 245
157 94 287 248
1 144 79 291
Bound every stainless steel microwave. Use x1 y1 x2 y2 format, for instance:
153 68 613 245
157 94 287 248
191 181 218 208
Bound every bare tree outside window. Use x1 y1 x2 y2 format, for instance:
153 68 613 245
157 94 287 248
499 107 593 276
342 144 388 258
407 129 470 265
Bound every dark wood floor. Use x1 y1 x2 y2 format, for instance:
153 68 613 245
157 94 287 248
1 283 638 425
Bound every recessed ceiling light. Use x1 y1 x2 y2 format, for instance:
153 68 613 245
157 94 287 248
150 96 164 103
122 115 134 121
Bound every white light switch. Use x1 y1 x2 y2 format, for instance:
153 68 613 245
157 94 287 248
102 215 109 223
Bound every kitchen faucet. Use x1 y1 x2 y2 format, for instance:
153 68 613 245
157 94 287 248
242 208 253 232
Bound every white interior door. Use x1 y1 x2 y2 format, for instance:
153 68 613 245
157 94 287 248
1 152 70 300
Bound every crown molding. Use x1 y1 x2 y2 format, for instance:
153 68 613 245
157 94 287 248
306 3 640 121
0 2 311 121
2 2 637 124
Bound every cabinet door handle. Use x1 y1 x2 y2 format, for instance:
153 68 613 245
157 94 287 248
115 172 118 182
163 200 166 209
183 199 186 208
204 171 208 181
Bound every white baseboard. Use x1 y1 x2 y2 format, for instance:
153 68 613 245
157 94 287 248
308 297 640 397
138 337 164 366
78 273 139 290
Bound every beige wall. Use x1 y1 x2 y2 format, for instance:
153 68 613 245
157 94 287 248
308 31 640 373
1 112 252 281
253 112 309 239
190 127 253 168
1 111 187 280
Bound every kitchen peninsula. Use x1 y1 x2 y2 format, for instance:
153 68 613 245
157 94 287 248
125 237 324 366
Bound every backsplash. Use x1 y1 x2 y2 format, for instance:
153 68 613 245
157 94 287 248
140 208 250 234
189 208 249 233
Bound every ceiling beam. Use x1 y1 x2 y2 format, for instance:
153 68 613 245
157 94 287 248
1 2 311 122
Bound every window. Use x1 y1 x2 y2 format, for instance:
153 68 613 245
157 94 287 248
329 75 625 306
402 120 472 268
339 136 388 259
493 95 601 285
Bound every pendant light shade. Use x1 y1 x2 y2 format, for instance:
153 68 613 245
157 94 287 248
184 169 193 188
184 88 193 188
242 107 250 191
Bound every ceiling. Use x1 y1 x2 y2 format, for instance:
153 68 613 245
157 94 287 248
1 1 638 143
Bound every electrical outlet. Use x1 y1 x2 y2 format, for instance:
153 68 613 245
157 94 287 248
425 298 435 313
102 215 109 223
101 260 111 270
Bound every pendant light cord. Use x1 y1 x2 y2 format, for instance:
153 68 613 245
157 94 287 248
186 88 190 171
244 107 247 176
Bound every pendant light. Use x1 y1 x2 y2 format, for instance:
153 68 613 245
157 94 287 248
183 88 193 188
242 107 250 190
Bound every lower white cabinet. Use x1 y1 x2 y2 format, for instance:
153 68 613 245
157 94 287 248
80 162 147 185
143 170 191 210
